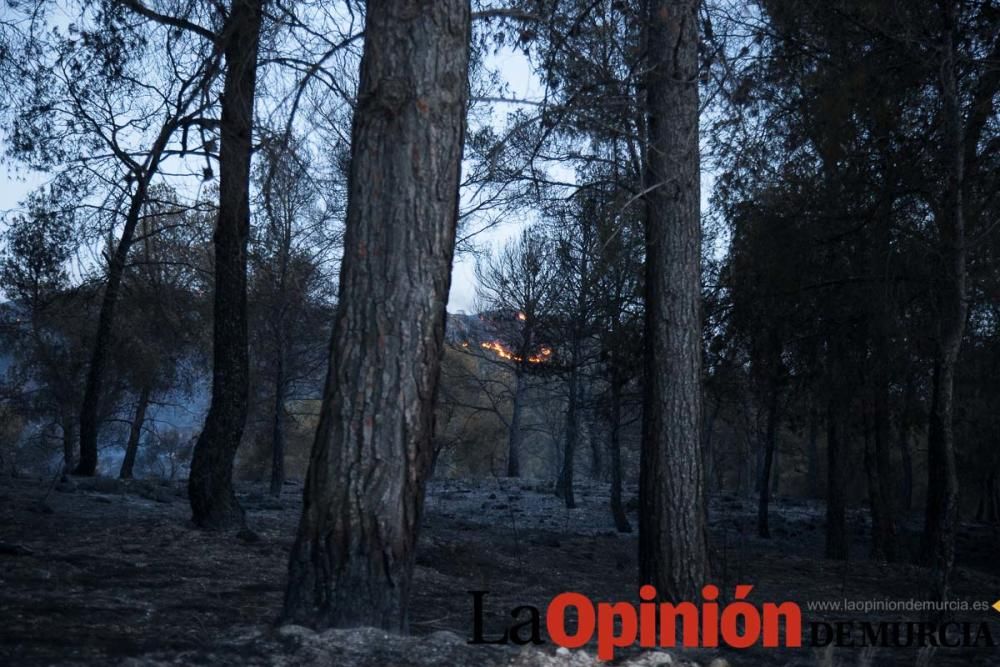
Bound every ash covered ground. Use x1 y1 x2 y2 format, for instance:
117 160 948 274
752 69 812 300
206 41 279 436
1 475 998 666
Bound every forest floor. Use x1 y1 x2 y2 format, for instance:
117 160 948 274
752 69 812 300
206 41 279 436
1 474 998 666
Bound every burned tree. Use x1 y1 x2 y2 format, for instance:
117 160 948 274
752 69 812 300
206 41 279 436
1 2 220 476
188 0 265 529
475 228 561 477
282 0 471 629
248 138 340 497
638 0 710 602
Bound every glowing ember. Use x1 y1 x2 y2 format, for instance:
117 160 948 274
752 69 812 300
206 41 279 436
479 340 552 364
528 347 553 363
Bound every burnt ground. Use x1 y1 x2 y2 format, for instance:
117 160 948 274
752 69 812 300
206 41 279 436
1 474 999 666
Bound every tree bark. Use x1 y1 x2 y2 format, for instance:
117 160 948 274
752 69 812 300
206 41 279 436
922 3 966 603
638 0 709 602
282 0 470 630
119 385 151 480
188 0 264 530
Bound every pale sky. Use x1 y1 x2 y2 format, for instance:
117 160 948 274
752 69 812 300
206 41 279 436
448 47 543 312
0 40 541 314
0 29 714 314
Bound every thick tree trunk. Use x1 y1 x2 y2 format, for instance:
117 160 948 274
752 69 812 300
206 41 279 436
507 369 525 477
119 385 152 480
922 6 966 603
825 396 849 561
269 353 286 498
282 0 470 630
638 0 709 602
609 380 632 533
757 388 778 538
188 0 264 530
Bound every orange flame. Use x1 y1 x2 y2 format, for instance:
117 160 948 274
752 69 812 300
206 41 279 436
528 346 553 363
478 341 552 364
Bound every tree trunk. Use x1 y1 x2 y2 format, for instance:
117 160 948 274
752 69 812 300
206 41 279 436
865 373 897 562
898 379 914 512
269 351 286 498
825 396 849 561
119 385 151 480
188 0 264 530
807 404 821 496
76 182 154 476
507 369 525 477
587 388 602 481
556 339 581 508
923 362 946 554
609 380 631 533
863 417 893 562
770 436 780 494
978 469 999 525
76 80 186 476
282 0 470 630
756 387 778 538
922 5 966 603
61 417 75 474
742 431 754 498
753 425 765 494
923 362 961 591
864 154 897 561
638 0 709 602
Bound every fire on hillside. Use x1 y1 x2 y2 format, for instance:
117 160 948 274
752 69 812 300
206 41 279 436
478 340 553 364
